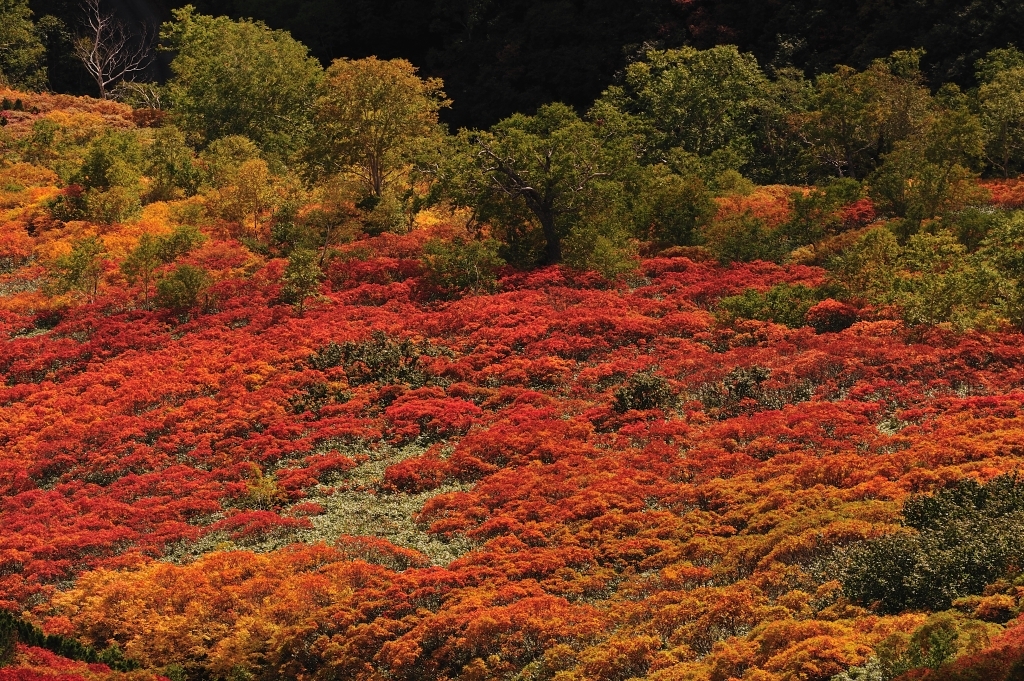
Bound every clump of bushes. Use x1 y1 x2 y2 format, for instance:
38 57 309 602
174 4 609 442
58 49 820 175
697 365 814 418
288 381 349 415
421 236 504 297
613 371 676 412
155 264 213 312
718 283 822 328
842 474 1024 614
309 331 447 387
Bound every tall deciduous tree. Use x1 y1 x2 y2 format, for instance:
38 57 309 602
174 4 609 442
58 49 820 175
306 57 449 198
439 103 632 265
976 47 1024 178
160 6 322 156
802 50 933 180
0 0 47 90
596 46 773 170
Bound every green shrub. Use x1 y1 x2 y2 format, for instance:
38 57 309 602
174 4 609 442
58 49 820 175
75 129 145 190
148 126 202 200
122 226 206 305
835 612 995 681
701 211 785 264
718 283 822 327
0 613 13 666
777 178 862 248
158 225 206 262
945 207 1004 251
85 186 142 224
613 371 675 412
842 474 1024 614
155 264 213 312
360 193 405 236
422 237 504 297
309 332 447 387
636 169 717 247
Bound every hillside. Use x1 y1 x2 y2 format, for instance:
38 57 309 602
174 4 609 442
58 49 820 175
4 81 1024 681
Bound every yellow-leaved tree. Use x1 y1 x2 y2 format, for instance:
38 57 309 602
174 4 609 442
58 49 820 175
305 57 449 199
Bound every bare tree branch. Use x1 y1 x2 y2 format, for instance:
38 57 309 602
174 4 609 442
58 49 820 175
74 0 153 99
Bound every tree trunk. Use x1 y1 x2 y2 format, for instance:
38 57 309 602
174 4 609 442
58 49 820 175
538 209 561 264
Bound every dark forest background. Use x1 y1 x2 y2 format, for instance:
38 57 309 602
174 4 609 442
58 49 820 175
28 0 1024 129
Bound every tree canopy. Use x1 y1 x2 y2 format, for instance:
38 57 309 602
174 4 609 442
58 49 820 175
160 5 322 155
306 56 448 197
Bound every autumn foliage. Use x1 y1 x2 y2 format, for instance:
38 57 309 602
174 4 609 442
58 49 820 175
6 86 1024 681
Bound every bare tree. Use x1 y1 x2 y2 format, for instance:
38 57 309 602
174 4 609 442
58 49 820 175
74 0 153 99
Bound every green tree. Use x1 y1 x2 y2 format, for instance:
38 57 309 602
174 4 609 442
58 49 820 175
893 230 993 327
148 125 201 200
597 46 772 168
830 226 902 303
160 6 322 155
976 212 1024 327
439 103 635 265
155 263 211 312
306 57 449 197
200 135 262 188
802 51 933 180
976 47 1024 177
280 247 323 315
121 226 205 304
48 235 105 300
0 0 47 90
73 129 146 223
777 178 862 249
76 129 145 190
701 211 784 264
230 158 273 237
120 233 161 304
632 167 717 247
867 86 986 232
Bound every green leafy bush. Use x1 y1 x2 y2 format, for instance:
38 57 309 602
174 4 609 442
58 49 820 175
635 169 717 247
309 331 446 387
421 237 504 297
777 178 863 248
155 264 213 312
718 283 822 327
834 611 996 681
701 211 785 264
843 474 1024 614
613 371 675 412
